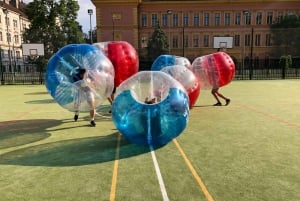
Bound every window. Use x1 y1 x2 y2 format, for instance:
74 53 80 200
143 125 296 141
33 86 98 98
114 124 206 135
162 14 168 26
193 35 199 47
141 14 147 27
0 32 2 41
214 13 220 26
173 35 178 48
151 14 158 27
13 19 18 28
234 35 240 46
245 34 250 46
173 14 178 27
267 12 273 24
245 13 251 25
256 12 262 25
16 51 21 59
266 34 271 46
235 13 241 25
277 12 283 23
193 13 199 26
5 17 10 26
7 32 11 43
225 13 230 25
141 36 148 48
183 13 188 27
14 35 19 44
204 13 209 26
184 35 188 47
255 34 261 46
204 35 209 47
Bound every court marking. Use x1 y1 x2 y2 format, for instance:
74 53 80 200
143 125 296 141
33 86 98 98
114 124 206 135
236 103 300 129
110 133 121 201
149 145 170 201
173 139 215 201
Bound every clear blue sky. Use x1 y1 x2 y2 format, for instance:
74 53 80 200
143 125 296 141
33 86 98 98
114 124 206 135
23 0 96 34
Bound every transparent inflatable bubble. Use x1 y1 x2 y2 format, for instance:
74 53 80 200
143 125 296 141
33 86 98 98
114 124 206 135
191 52 235 89
161 65 200 108
151 55 192 71
94 41 139 87
45 44 115 112
112 71 190 146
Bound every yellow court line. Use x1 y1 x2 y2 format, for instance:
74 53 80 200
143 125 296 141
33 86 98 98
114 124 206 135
173 139 214 201
109 133 121 201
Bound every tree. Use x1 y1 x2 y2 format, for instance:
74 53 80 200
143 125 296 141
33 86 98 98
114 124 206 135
23 0 84 62
270 14 300 57
146 23 169 61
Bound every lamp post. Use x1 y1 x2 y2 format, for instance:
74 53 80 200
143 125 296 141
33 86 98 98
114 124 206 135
3 8 12 73
88 9 93 44
167 9 172 54
0 47 4 85
242 10 249 79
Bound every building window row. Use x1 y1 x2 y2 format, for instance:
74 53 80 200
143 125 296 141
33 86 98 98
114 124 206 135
141 10 298 27
143 33 272 49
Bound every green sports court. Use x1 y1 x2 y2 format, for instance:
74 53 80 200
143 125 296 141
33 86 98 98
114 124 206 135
0 80 299 201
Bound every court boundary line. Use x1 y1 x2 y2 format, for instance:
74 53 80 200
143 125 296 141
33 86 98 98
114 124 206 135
110 133 121 201
236 103 300 129
173 139 215 201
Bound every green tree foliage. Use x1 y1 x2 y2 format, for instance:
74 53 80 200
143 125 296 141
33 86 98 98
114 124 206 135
270 14 300 57
23 0 84 61
146 24 169 61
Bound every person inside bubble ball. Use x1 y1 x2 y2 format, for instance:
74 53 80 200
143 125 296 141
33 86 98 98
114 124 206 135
107 86 116 113
209 58 231 106
73 68 96 127
144 97 157 104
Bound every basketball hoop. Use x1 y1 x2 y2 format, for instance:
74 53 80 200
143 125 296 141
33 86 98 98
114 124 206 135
29 54 38 60
219 42 227 52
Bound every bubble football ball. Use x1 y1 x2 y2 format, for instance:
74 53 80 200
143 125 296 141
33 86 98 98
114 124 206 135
93 41 139 87
151 55 192 71
161 65 200 108
112 71 190 146
191 52 235 89
45 44 115 112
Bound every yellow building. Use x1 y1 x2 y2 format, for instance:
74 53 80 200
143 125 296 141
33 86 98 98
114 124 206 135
92 0 300 68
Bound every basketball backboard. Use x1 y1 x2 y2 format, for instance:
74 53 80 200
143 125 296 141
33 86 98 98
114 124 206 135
22 43 45 57
213 37 233 49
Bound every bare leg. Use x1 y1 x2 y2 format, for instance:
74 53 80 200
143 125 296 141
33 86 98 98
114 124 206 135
211 88 222 105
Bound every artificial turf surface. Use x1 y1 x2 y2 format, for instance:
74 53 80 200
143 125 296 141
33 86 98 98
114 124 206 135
0 80 299 201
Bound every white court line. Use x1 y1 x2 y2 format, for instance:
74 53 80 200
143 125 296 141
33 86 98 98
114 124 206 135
150 146 170 201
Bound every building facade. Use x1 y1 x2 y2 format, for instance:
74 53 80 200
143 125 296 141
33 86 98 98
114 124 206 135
0 0 30 73
92 0 300 69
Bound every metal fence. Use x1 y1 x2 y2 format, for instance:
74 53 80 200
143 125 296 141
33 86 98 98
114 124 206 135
0 72 45 85
0 66 299 85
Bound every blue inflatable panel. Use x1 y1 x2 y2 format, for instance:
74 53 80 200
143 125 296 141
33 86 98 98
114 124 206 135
112 88 189 146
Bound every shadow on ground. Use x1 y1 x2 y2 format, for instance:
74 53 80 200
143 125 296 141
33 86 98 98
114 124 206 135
0 118 157 167
0 119 61 149
25 99 55 104
0 133 155 167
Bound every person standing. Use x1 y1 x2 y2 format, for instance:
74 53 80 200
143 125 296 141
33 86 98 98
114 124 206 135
209 51 231 106
73 68 96 127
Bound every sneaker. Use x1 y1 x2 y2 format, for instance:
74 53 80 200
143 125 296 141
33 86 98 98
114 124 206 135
225 99 231 106
213 102 222 106
90 120 96 127
74 114 79 121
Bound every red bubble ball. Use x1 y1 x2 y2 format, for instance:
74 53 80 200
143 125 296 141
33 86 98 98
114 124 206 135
191 52 235 89
94 41 139 87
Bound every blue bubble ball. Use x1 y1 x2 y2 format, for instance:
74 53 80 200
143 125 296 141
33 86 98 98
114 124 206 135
112 71 190 146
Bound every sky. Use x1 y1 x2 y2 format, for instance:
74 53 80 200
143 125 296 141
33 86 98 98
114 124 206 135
22 0 96 34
